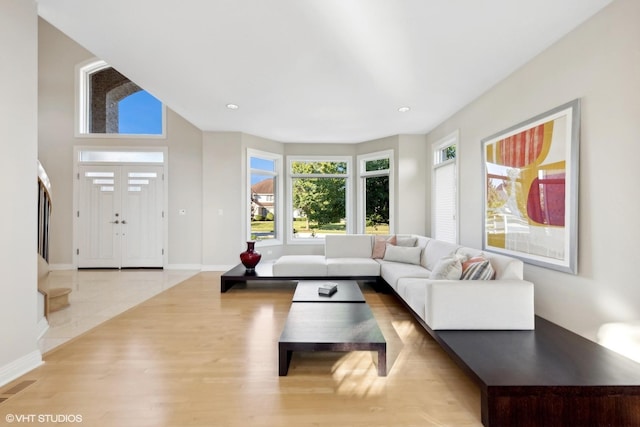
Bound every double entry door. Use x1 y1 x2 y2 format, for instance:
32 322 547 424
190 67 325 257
77 165 164 268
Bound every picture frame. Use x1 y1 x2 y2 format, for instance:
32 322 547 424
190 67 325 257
481 99 580 274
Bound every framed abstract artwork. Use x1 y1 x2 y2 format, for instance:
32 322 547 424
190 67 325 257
481 99 580 274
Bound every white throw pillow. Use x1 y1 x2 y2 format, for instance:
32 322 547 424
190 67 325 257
430 255 463 280
383 244 422 265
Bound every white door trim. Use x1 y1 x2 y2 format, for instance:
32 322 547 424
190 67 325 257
73 146 168 268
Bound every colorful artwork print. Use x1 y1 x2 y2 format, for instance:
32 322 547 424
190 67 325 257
482 99 579 274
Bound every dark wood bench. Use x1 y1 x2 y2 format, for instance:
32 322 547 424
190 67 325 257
391 286 640 427
220 262 378 292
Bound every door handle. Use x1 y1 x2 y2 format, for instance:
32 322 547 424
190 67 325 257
121 220 127 224
110 220 120 224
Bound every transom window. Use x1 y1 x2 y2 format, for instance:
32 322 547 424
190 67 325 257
78 60 165 137
288 157 352 241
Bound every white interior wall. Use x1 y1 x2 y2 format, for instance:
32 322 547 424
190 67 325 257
397 134 428 235
426 0 640 342
38 19 203 269
202 132 244 269
0 0 42 386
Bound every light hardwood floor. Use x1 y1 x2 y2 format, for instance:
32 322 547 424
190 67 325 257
2 272 481 427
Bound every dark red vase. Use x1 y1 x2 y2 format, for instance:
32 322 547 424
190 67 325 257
240 241 261 273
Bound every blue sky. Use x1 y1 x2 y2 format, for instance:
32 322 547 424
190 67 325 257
119 91 163 134
250 157 275 185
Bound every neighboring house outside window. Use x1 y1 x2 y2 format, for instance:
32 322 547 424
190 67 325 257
248 149 282 244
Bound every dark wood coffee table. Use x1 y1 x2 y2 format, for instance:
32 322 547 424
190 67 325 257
278 302 387 376
292 280 365 303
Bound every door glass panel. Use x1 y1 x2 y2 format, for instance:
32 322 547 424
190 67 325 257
85 172 115 178
128 172 158 178
79 151 164 163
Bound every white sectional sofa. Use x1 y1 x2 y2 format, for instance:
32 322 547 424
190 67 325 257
273 234 534 330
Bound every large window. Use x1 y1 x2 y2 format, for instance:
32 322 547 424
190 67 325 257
248 150 282 244
78 60 165 137
432 131 459 243
357 151 393 234
288 157 352 241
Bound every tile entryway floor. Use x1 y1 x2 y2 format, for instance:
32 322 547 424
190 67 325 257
38 269 199 353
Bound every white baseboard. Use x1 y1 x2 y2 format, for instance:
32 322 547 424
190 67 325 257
201 264 235 272
36 317 49 340
165 264 202 270
49 264 74 271
0 350 43 388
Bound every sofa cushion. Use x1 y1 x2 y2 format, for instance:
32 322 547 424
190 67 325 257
396 278 427 320
484 252 524 280
327 258 380 276
396 236 418 247
372 235 397 259
325 234 373 258
424 240 461 271
272 255 327 276
414 236 431 268
379 260 430 290
461 257 495 280
430 255 463 280
383 244 422 265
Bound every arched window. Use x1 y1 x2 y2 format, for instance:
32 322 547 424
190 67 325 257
78 60 164 136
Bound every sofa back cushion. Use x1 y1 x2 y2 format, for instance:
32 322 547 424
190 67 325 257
325 234 373 258
424 239 461 271
484 252 524 280
414 236 431 268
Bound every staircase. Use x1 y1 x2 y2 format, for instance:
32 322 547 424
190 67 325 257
37 160 70 322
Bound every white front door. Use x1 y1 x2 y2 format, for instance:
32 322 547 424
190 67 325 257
78 165 164 268
120 166 164 267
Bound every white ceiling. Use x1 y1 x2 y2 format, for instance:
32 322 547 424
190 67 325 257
37 0 611 143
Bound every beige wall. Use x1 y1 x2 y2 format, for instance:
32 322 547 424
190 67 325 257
38 19 203 268
201 133 429 266
0 0 41 385
426 0 640 341
397 134 428 235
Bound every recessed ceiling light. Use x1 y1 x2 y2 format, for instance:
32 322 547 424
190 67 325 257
226 103 239 110
398 106 410 113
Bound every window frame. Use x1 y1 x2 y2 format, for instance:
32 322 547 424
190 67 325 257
287 155 353 244
357 150 394 234
247 149 283 247
432 130 459 244
75 59 167 139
